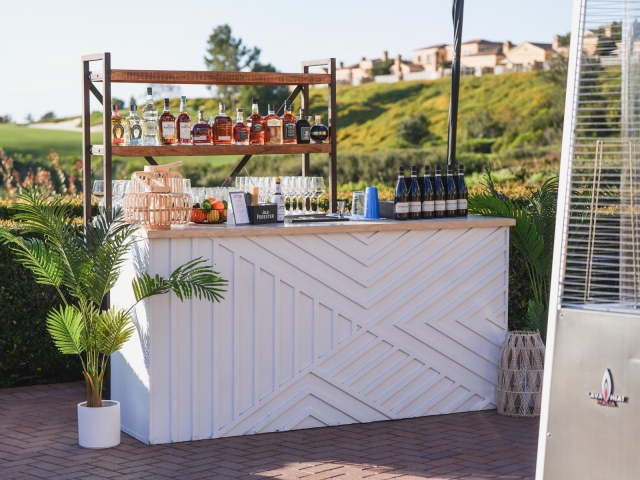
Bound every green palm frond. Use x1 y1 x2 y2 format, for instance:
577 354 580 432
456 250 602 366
96 308 135 357
526 300 548 343
46 305 86 355
132 272 172 303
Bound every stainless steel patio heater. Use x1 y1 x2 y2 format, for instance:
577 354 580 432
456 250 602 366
537 0 640 477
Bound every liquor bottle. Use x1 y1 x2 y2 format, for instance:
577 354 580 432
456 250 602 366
264 104 282 144
434 165 445 218
421 165 434 219
247 98 265 145
191 110 212 145
233 108 250 145
310 116 329 143
408 165 422 220
445 164 458 217
111 104 125 145
212 102 233 145
394 166 409 220
272 176 285 222
457 164 468 217
158 98 176 145
296 108 311 144
282 102 297 144
142 87 158 146
176 96 191 145
127 104 143 146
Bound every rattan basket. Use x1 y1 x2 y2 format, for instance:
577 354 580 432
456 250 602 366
497 331 545 417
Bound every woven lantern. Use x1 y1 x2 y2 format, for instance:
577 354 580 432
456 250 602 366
123 162 192 230
497 331 545 417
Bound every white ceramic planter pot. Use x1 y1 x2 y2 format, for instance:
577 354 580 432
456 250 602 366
77 400 121 448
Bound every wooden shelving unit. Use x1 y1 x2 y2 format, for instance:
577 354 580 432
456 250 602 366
81 53 338 220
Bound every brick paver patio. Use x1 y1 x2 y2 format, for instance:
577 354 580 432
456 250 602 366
0 382 538 479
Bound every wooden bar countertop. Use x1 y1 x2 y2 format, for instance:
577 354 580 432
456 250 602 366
138 216 515 239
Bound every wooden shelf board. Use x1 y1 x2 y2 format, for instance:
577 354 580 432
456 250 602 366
110 144 332 157
110 70 331 86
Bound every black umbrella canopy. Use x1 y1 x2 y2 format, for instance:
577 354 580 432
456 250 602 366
446 0 465 167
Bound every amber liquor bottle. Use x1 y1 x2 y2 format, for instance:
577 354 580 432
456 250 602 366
282 102 297 144
247 98 265 145
191 110 212 145
158 98 176 145
176 96 191 145
211 102 233 145
233 108 250 145
111 104 125 145
264 104 283 144
296 109 311 144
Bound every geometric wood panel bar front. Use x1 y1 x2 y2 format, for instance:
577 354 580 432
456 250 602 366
111 218 513 444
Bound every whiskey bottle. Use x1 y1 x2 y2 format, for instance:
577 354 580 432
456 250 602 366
282 102 297 144
142 87 158 146
408 165 422 220
434 165 445 218
176 96 191 145
247 98 265 145
296 109 311 144
264 103 282 145
111 104 125 145
158 98 176 145
310 116 329 144
127 104 143 146
233 108 250 145
445 164 458 217
191 110 212 145
457 164 468 217
421 165 434 219
212 102 232 145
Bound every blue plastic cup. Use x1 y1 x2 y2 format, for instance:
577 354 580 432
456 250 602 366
364 186 380 219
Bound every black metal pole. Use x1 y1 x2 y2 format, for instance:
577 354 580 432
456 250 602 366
446 0 465 167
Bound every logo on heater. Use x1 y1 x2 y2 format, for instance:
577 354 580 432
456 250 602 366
588 369 628 407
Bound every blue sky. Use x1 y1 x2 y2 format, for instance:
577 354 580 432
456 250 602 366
0 0 573 122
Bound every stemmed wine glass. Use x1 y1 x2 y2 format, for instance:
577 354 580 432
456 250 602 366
302 177 314 214
92 180 105 213
312 177 325 213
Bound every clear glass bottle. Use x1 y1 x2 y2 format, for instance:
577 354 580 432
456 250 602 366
233 108 250 145
191 110 212 145
176 96 191 145
310 115 329 144
282 102 297 144
111 104 125 145
127 104 143 146
158 98 176 145
264 103 283 144
296 108 311 144
142 87 158 146
211 102 232 145
247 98 265 145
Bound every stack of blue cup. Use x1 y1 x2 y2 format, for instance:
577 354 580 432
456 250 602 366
364 186 380 219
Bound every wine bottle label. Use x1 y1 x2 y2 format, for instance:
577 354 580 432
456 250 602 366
422 200 434 212
193 135 208 141
267 119 281 127
300 127 310 140
179 123 191 139
237 130 249 141
457 199 468 209
284 122 296 139
251 123 263 132
130 124 142 142
395 202 409 214
144 121 157 135
162 121 175 135
218 136 231 141
435 200 446 211
409 201 421 213
446 200 457 210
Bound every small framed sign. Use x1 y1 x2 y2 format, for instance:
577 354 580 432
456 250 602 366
229 191 250 225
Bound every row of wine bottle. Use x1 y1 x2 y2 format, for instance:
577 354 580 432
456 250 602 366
394 164 467 220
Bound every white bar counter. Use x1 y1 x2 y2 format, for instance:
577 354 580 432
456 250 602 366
112 216 515 444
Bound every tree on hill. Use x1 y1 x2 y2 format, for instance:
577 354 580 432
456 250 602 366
204 24 260 108
370 60 394 76
238 63 290 113
40 112 56 121
397 114 434 146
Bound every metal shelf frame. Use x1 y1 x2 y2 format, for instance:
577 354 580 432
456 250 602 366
81 53 338 220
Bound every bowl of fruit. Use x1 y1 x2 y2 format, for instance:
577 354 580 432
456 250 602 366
191 198 228 224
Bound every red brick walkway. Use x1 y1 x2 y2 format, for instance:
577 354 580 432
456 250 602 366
0 382 538 479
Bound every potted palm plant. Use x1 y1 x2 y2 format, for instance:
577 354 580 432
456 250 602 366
0 191 227 448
